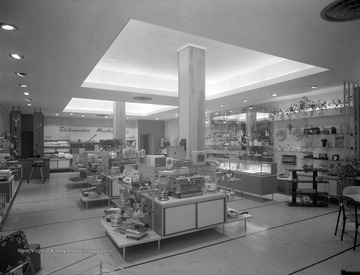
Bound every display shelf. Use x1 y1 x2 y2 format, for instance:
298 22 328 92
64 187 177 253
288 169 329 207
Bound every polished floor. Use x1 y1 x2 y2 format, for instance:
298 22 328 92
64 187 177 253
1 172 360 275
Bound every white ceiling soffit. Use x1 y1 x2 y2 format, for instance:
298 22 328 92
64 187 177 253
63 98 176 117
82 19 328 101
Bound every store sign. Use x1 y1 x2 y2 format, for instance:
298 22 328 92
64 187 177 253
44 126 114 141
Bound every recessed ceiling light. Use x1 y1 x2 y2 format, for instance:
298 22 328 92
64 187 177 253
175 114 178 117
19 84 28 88
1 23 18 31
107 58 116 62
311 85 318 89
242 99 248 103
126 117 129 119
165 116 168 119
25 98 31 102
10 53 24 60
70 113 73 116
249 106 253 110
105 115 108 119
156 118 159 120
81 114 84 117
23 92 30 96
271 93 278 97
15 72 27 77
229 110 233 113
219 104 224 107
27 103 32 106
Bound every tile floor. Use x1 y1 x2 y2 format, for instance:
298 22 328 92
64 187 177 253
1 172 360 275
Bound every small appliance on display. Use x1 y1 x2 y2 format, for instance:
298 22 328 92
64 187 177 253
125 223 148 240
168 175 203 198
167 146 186 160
281 154 297 164
145 155 167 168
191 150 206 165
166 157 174 169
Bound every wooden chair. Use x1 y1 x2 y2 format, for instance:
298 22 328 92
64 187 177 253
341 195 360 250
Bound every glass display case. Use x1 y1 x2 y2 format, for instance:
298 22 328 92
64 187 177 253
216 158 275 176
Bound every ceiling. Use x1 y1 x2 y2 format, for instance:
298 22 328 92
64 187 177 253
1 0 360 121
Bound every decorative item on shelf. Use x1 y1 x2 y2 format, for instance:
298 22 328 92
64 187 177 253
330 126 337 134
332 154 340 161
287 123 293 134
292 128 303 141
303 125 313 135
318 153 328 160
276 129 286 141
321 127 330 134
303 152 313 159
320 139 328 147
303 164 313 171
312 127 320 135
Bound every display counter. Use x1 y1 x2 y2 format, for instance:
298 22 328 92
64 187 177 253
216 161 277 202
140 192 227 238
18 158 50 182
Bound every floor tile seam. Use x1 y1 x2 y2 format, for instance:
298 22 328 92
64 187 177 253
116 210 340 270
12 196 79 204
7 205 83 216
288 245 359 275
38 236 107 250
0 215 104 232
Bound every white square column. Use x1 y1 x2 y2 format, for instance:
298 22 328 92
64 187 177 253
113 101 126 145
178 45 206 157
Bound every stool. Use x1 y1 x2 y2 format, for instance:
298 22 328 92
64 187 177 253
28 161 45 184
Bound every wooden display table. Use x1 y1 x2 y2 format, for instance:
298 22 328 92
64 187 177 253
100 219 161 259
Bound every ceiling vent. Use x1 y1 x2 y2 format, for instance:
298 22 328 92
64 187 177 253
321 0 360 22
133 96 152 101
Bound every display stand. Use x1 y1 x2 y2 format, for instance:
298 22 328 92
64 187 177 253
78 191 110 209
100 219 161 259
288 169 329 207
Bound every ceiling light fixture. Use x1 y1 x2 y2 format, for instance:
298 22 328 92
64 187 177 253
23 92 30 96
219 104 224 107
242 99 248 103
27 103 32 106
25 98 31 102
271 93 278 97
0 23 18 31
10 53 24 60
70 113 73 116
311 85 318 89
321 0 360 22
81 114 84 117
175 114 178 117
19 84 28 88
15 72 27 77
55 113 58 116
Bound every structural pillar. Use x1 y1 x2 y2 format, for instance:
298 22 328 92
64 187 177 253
113 101 126 148
178 45 206 158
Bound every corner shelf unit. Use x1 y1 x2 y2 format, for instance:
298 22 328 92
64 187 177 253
288 169 329 207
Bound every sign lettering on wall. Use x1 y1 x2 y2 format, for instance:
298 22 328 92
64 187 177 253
44 126 114 141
